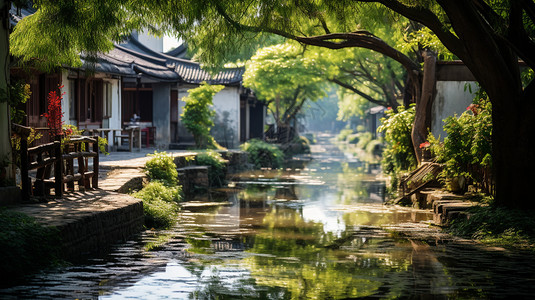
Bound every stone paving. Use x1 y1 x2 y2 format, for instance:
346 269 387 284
6 148 193 260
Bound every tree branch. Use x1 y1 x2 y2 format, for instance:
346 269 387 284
363 0 467 58
329 77 389 107
213 1 421 75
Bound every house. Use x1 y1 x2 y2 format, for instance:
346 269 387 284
9 6 265 149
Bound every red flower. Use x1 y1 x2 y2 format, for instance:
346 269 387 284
419 141 431 149
387 107 392 110
466 104 479 116
42 85 65 137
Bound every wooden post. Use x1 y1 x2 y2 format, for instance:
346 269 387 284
92 136 99 188
77 141 85 190
128 128 133 152
19 136 30 201
54 141 63 198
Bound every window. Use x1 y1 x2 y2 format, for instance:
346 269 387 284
103 82 113 119
69 79 77 120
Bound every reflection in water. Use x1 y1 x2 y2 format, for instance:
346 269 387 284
2 134 535 299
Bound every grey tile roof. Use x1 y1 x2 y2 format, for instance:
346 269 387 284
10 6 243 86
110 37 244 85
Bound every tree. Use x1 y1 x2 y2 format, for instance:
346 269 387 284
243 43 326 142
181 83 224 149
7 1 535 210
150 0 535 210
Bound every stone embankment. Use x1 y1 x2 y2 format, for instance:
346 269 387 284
4 149 248 261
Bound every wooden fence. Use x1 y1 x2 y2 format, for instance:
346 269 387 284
15 124 99 201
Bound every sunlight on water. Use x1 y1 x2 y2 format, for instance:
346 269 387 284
2 134 535 299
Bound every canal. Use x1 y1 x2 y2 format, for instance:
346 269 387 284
2 134 535 299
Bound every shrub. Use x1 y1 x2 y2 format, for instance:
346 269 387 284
241 139 284 169
356 132 373 149
195 150 228 187
0 210 61 283
429 95 492 194
377 105 417 189
181 83 225 149
365 139 384 157
144 151 178 186
337 128 354 141
347 134 360 144
282 136 311 158
133 181 182 229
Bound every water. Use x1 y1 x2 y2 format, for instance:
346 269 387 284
2 134 535 299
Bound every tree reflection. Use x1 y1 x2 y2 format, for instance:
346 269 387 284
242 208 412 299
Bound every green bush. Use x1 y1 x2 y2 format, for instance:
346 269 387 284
133 181 182 229
241 139 284 169
377 105 417 189
347 134 359 144
356 132 373 149
0 210 61 283
196 150 228 187
365 139 384 157
283 136 311 158
429 96 492 194
144 151 178 186
181 83 225 149
337 128 354 141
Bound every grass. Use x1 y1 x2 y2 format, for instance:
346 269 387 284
0 209 62 285
447 203 535 251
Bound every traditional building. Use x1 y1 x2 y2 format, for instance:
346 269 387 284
10 6 265 149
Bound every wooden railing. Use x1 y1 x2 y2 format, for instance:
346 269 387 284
14 124 99 201
62 136 99 193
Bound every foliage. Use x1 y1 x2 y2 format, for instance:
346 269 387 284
447 204 535 252
429 95 493 194
195 150 228 187
356 132 373 150
281 136 311 158
133 181 181 229
337 129 355 142
244 43 326 133
0 209 61 283
42 86 65 138
181 83 225 149
0 80 32 124
377 105 417 188
9 0 144 70
144 151 178 186
61 124 109 155
241 139 284 169
365 139 384 158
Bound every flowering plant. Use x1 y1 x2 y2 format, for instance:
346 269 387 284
42 86 65 138
419 141 431 149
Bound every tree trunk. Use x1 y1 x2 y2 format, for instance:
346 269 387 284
0 0 13 182
411 51 436 164
492 94 535 209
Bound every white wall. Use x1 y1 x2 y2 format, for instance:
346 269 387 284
431 81 478 140
60 71 121 145
177 85 241 148
212 87 240 148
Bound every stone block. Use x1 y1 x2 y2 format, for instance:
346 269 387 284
178 166 210 195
